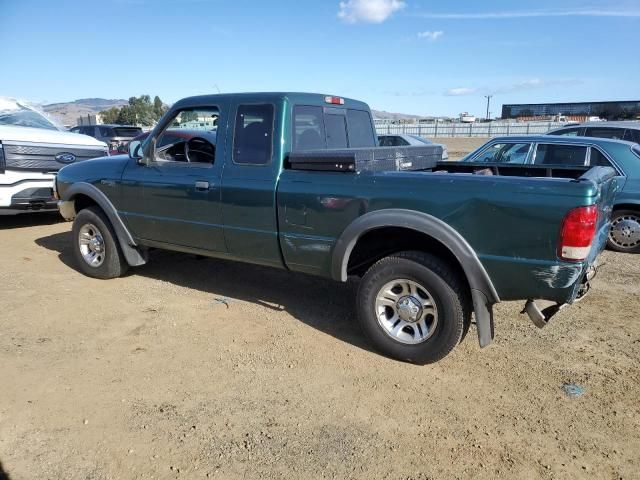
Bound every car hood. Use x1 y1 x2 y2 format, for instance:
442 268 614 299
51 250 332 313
0 124 107 148
57 154 131 186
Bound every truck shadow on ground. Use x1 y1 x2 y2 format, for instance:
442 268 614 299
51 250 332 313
35 231 376 355
0 212 62 230
0 460 11 480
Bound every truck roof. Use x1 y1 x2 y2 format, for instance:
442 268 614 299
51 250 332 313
172 92 371 111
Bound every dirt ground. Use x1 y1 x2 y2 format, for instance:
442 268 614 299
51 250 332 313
1 147 639 479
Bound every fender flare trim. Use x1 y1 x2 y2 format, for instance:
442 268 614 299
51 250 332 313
64 182 147 267
331 209 499 346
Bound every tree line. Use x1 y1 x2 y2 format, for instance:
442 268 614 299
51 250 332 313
100 95 168 126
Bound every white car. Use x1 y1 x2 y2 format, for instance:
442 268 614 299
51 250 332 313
0 98 108 215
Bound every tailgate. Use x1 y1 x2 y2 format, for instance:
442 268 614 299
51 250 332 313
575 166 618 262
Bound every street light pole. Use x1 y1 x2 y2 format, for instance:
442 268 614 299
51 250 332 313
484 95 493 121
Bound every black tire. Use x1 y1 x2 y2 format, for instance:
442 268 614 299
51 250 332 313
357 251 470 364
72 206 128 279
607 209 640 254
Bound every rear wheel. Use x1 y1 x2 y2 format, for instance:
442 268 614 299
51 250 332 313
607 209 640 253
72 206 128 279
357 251 470 364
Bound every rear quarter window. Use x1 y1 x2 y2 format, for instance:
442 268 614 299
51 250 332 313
233 103 274 165
589 147 613 167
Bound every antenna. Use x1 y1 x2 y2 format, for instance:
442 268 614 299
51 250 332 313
214 84 221 94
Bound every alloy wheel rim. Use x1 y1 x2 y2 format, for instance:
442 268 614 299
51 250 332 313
609 214 640 249
78 223 106 267
374 279 438 345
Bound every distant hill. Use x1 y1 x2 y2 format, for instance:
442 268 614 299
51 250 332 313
43 98 128 126
41 99 424 126
371 109 425 122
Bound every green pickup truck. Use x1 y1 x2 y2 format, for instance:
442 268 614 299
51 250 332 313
55 93 618 363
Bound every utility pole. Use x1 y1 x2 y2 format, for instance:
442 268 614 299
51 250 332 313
484 95 493 121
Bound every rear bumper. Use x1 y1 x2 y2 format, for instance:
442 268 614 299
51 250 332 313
522 263 597 328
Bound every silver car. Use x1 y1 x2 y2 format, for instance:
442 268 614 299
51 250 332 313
548 121 640 144
378 134 448 159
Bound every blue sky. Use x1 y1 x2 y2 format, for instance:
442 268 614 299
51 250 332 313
1 0 639 117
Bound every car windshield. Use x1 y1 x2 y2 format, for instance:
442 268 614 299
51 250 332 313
0 98 61 131
408 135 432 144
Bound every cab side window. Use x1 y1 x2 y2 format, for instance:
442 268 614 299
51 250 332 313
153 107 219 164
534 144 587 166
233 104 274 165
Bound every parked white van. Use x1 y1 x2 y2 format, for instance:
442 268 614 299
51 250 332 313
0 98 108 214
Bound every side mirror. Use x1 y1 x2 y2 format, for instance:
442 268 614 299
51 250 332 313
128 140 144 161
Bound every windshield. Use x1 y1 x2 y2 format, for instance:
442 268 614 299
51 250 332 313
408 135 432 144
0 98 61 131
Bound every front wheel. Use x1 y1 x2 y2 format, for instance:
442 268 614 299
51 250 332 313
72 206 128 279
356 251 470 364
607 209 640 254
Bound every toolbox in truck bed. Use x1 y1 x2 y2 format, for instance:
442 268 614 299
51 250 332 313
287 145 443 172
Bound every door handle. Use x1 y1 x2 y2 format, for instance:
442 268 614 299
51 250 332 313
195 181 210 191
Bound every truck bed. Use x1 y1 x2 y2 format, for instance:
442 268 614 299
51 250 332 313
277 164 617 304
433 161 590 179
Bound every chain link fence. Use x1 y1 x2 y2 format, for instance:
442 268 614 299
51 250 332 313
374 120 565 138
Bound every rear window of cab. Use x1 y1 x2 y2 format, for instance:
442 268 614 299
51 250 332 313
292 105 376 151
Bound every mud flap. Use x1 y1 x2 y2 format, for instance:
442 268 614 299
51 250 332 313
471 289 494 348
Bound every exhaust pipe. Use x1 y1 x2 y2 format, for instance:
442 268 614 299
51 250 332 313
523 300 562 329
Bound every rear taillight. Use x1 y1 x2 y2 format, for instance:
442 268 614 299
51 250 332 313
558 205 598 261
